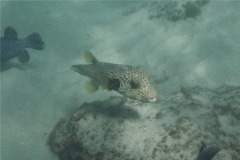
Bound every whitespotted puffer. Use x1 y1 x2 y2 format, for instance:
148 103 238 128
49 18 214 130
71 50 157 102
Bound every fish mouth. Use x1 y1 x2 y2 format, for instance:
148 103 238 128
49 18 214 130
148 97 156 102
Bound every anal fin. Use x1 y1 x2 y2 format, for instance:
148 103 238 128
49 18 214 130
85 79 99 93
17 50 30 63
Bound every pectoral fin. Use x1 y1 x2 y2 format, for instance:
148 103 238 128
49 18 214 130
85 79 99 93
17 50 30 63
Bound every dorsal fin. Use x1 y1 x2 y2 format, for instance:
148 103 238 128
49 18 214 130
4 26 18 40
133 65 141 69
84 50 99 64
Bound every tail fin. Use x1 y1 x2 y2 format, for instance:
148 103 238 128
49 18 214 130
71 64 87 76
24 33 44 50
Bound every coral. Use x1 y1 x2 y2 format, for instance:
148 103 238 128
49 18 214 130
48 85 240 160
123 0 210 22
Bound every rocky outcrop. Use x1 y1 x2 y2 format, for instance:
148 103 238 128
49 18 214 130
48 85 240 160
123 0 210 22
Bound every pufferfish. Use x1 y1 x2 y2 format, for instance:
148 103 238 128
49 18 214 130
71 50 157 102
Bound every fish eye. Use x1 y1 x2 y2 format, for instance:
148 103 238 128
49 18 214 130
108 78 120 90
130 80 140 89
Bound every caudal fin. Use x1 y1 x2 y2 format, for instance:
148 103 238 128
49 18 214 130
71 65 87 75
24 33 44 50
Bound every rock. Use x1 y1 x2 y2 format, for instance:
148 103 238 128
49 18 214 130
48 85 240 160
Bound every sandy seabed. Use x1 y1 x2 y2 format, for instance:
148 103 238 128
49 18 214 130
1 1 240 160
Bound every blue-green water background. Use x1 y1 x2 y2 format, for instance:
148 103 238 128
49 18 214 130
1 1 240 160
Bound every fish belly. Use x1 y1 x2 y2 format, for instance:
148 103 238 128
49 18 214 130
0 40 23 62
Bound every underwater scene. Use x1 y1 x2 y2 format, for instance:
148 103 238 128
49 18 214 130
1 1 240 160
